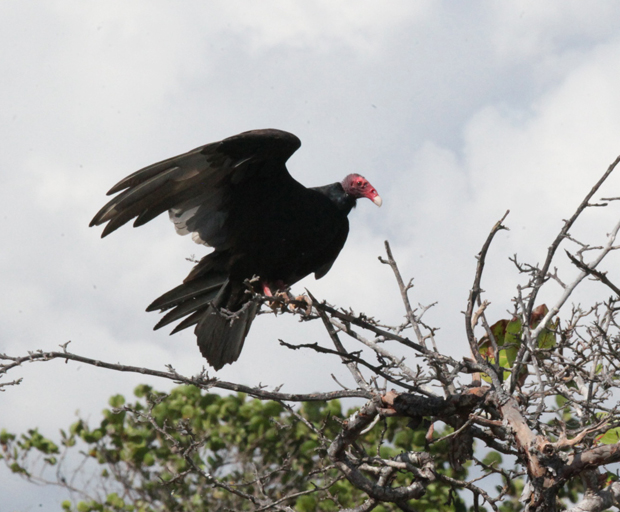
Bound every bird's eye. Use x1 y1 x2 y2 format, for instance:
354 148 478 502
357 180 364 187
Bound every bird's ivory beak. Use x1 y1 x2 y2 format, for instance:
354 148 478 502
372 195 383 207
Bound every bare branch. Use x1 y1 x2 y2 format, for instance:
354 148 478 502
0 349 373 402
526 154 620 320
566 250 620 296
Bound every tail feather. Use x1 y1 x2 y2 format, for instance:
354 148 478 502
170 309 205 334
147 251 259 370
195 299 259 371
153 288 220 330
147 272 227 312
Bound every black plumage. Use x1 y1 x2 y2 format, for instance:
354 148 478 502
91 129 381 370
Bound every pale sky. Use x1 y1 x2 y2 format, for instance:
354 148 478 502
4 1 620 509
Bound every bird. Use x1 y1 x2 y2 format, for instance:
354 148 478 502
90 129 382 370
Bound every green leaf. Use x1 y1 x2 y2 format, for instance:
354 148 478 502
598 427 620 445
0 429 16 444
482 451 502 467
108 394 126 409
537 329 556 349
133 384 152 398
604 471 618 485
9 462 29 475
76 501 90 512
296 494 317 512
479 318 523 383
503 319 522 366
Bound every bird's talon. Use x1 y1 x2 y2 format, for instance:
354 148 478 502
288 294 313 315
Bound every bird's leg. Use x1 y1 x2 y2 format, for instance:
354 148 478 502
261 281 274 297
261 280 287 315
260 280 311 316
262 281 312 316
262 279 306 314
261 279 287 297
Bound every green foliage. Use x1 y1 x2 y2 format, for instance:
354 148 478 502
478 305 557 384
597 427 620 445
0 427 61 476
1 385 490 511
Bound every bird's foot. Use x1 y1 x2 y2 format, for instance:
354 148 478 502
261 280 292 313
287 293 313 316
260 280 312 315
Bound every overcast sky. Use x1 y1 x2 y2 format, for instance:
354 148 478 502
4 1 620 509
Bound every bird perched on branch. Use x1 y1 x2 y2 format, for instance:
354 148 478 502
91 129 382 370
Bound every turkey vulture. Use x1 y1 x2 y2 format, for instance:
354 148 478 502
91 129 381 370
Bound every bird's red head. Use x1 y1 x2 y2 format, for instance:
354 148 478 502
342 174 382 207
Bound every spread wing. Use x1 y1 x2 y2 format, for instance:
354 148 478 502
89 129 302 247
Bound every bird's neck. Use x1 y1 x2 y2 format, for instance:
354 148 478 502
313 182 357 214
